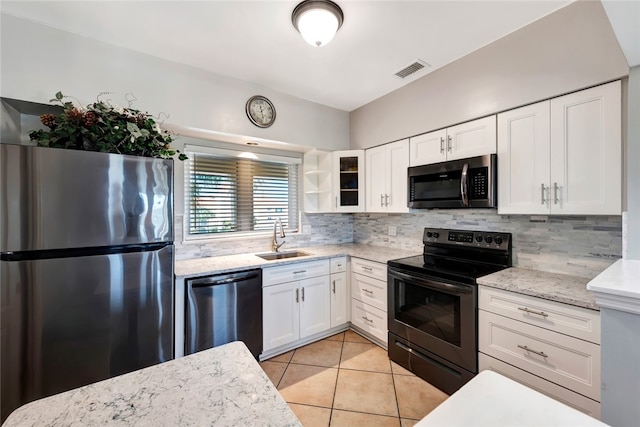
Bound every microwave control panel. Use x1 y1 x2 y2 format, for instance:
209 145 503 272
469 167 488 199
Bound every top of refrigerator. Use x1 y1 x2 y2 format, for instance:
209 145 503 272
1 144 174 253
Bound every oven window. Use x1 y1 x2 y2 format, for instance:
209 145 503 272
395 281 461 347
412 171 461 201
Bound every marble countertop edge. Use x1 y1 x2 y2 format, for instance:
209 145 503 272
587 259 640 299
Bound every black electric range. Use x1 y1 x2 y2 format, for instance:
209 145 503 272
387 227 512 395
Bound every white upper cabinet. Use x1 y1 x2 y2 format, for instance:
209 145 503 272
498 101 551 214
365 139 409 213
549 81 621 215
333 150 365 212
409 116 496 166
302 150 333 213
498 81 621 215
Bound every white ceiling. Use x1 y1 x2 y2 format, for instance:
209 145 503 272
1 1 636 112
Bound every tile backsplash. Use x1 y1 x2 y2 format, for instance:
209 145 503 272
175 213 353 260
175 209 621 279
353 210 622 279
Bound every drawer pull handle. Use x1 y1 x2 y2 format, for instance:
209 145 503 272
362 316 374 324
362 288 374 294
517 307 549 318
293 270 307 274
517 345 548 358
361 266 373 271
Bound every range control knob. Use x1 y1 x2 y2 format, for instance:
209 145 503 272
432 232 440 238
485 236 493 244
475 235 483 243
426 231 433 238
494 237 503 245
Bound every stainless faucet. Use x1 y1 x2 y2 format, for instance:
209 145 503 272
272 218 286 252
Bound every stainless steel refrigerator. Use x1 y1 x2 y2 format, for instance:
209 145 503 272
0 144 175 422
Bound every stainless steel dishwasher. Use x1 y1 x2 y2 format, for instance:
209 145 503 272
185 269 262 358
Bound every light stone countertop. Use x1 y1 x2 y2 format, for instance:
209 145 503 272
416 370 608 427
3 341 301 427
477 267 597 310
587 259 640 315
175 243 419 278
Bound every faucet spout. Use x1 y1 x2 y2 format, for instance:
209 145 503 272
272 219 286 252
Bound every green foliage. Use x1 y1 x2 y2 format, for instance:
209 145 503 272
28 91 187 161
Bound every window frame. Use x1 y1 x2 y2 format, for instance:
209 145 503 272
183 144 302 242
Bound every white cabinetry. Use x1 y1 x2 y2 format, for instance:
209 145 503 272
302 150 333 213
409 116 496 166
365 139 409 213
498 81 621 215
263 260 331 353
350 257 388 345
333 150 365 212
478 286 601 418
330 257 348 328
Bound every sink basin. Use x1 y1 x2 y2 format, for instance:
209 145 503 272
255 250 311 261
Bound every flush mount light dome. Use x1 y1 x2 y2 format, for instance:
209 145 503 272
292 0 344 47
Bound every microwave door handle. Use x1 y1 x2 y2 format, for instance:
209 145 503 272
461 162 469 207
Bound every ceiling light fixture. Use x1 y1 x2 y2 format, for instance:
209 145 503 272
292 0 344 48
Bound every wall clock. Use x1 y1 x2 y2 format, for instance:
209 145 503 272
246 95 276 128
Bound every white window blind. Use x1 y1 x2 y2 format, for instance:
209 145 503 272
186 150 299 237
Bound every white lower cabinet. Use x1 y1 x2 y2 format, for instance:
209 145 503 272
330 257 348 328
478 285 601 418
263 260 331 353
350 257 388 346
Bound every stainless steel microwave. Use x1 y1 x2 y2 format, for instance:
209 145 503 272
408 154 497 209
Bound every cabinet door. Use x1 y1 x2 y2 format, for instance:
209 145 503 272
447 116 497 161
497 101 551 214
333 150 365 212
386 139 410 212
263 281 300 351
299 275 331 339
365 145 387 213
330 271 348 328
409 129 447 166
550 81 621 215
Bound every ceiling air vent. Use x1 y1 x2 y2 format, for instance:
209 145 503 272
394 59 430 79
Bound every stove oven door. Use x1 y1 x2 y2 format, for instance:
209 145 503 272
387 267 477 373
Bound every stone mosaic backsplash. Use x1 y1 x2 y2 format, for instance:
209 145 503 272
353 210 622 279
175 209 621 279
174 213 354 260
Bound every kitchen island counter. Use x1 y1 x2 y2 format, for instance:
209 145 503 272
3 342 300 427
478 267 597 310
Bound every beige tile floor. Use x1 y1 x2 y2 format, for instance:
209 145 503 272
260 330 449 427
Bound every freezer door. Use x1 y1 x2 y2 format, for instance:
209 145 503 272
0 245 174 422
0 144 173 252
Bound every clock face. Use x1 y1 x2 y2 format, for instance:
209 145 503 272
246 96 276 128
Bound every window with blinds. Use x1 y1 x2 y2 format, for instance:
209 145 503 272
186 150 299 237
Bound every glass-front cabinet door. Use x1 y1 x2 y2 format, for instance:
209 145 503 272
332 150 365 212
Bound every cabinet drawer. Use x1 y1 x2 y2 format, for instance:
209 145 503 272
479 311 600 401
479 286 600 344
330 257 347 274
479 353 601 418
263 260 330 287
351 257 386 281
351 299 387 344
351 273 387 311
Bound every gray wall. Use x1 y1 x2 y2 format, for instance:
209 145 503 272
0 13 350 152
353 211 621 280
600 308 640 427
626 66 640 259
349 0 629 149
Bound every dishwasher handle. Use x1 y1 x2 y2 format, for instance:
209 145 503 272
188 271 261 288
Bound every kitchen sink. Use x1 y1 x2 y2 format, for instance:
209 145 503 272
255 250 311 261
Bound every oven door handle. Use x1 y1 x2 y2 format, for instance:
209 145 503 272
460 162 469 207
389 270 473 294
